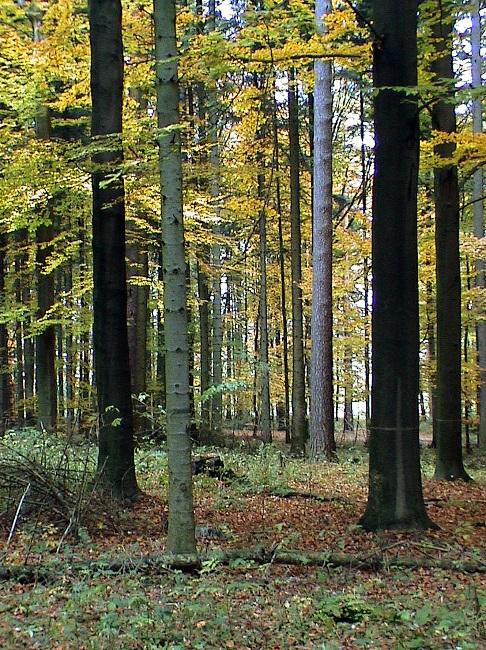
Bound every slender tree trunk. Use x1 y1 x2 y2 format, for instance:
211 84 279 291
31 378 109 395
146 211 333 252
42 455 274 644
0 233 10 433
426 280 437 446
208 0 223 440
258 174 272 442
89 0 138 498
156 249 166 413
309 0 335 460
471 0 485 449
26 5 57 433
360 83 371 431
431 5 470 481
154 0 196 554
14 230 27 427
197 256 211 442
272 90 290 442
36 222 57 432
193 38 212 442
343 345 353 433
65 266 74 433
359 0 433 530
127 244 149 424
288 69 306 454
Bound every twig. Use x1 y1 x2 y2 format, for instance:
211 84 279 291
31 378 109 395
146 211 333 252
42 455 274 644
6 483 31 546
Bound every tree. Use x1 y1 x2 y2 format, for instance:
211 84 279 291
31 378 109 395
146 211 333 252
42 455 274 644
25 2 58 433
309 0 335 460
360 0 433 530
89 0 138 498
154 0 196 555
0 232 10 433
430 0 470 481
288 69 307 454
471 0 485 449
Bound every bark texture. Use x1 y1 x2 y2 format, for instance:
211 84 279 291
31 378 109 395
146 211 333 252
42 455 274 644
89 0 138 498
360 0 432 530
154 0 196 554
310 0 335 460
431 4 470 481
288 69 306 454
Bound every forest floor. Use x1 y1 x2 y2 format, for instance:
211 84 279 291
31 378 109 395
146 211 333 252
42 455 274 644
0 431 485 649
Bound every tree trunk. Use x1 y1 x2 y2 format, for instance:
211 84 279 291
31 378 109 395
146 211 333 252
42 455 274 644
258 173 272 443
36 222 57 432
273 90 290 442
0 233 10 433
359 0 433 530
471 0 485 449
360 84 371 431
309 0 335 460
89 0 138 498
288 69 306 454
127 245 149 414
431 4 470 481
154 0 196 554
197 256 211 442
208 0 223 440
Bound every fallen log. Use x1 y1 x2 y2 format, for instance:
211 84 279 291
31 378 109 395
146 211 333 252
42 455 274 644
1 546 484 584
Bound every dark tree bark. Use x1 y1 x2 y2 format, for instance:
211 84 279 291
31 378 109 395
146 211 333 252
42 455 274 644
89 0 138 498
431 4 470 481
271 83 290 441
288 69 306 454
36 222 57 432
360 0 433 530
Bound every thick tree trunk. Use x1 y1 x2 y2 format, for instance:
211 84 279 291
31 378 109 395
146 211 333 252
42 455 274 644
154 0 196 554
431 6 470 481
89 0 138 498
288 69 306 454
309 0 335 460
360 0 433 530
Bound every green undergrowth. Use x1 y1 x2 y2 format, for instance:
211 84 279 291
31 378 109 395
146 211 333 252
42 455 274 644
1 432 485 649
0 565 483 649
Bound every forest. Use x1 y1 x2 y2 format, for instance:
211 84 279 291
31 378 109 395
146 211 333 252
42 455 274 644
0 0 485 647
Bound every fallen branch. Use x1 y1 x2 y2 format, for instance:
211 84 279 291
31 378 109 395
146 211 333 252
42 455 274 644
265 488 351 504
1 546 484 584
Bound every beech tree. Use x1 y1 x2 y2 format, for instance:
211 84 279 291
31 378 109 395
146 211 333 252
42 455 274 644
430 1 470 481
288 69 306 454
89 0 138 498
360 0 432 530
154 0 196 555
471 0 485 449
